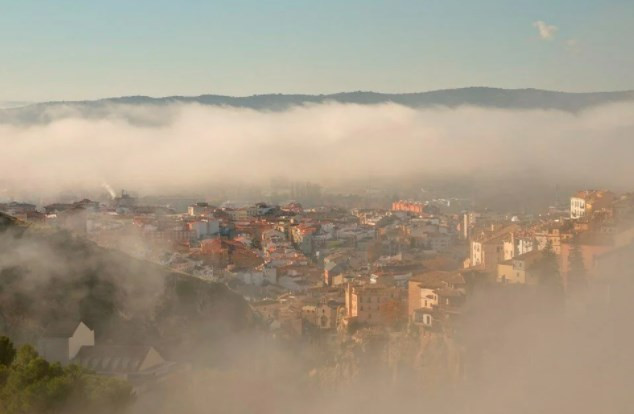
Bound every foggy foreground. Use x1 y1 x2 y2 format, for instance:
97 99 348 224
1 98 634 414
1 214 633 414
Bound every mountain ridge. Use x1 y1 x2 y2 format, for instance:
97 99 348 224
43 87 634 107
3 87 633 125
10 87 634 108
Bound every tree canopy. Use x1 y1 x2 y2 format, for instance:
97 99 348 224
0 337 15 367
0 337 133 414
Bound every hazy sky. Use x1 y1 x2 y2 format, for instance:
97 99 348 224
1 0 633 101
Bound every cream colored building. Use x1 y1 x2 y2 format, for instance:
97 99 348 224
408 271 465 317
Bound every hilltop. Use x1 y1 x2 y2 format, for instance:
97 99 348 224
2 87 633 124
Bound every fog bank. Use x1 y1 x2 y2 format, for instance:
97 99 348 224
1 101 633 199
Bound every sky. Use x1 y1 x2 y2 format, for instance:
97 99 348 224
0 0 633 101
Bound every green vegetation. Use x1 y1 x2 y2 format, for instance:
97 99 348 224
0 336 133 414
0 337 16 367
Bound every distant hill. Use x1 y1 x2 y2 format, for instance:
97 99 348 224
0 215 257 365
2 87 633 124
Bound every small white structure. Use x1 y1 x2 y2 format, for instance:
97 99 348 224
38 321 95 365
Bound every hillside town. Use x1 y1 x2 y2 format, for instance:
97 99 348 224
3 188 633 389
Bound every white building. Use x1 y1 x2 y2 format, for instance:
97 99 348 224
470 240 483 267
192 219 220 239
570 196 587 219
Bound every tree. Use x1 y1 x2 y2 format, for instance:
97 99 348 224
0 339 134 414
0 336 16 367
567 237 587 294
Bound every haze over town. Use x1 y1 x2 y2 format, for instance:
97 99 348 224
1 1 633 414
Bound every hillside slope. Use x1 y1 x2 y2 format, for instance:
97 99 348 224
0 213 256 363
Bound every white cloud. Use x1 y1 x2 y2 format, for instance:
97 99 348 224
533 20 558 40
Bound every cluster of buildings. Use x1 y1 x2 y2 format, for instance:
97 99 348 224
7 187 634 386
464 190 634 288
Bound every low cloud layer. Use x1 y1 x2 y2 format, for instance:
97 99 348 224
1 101 634 200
